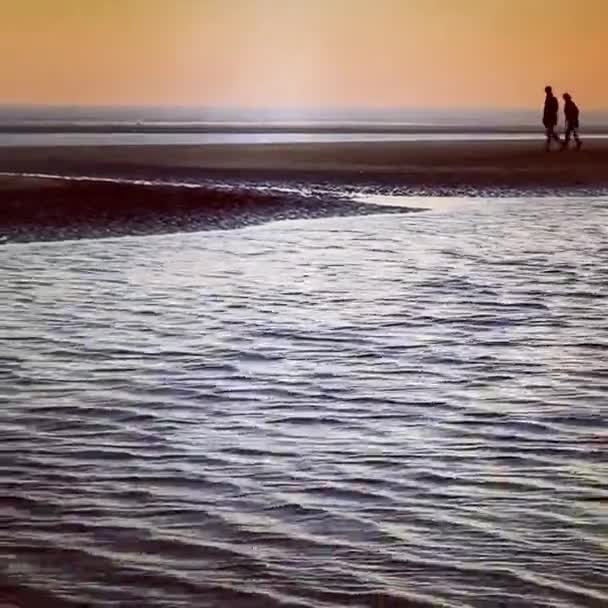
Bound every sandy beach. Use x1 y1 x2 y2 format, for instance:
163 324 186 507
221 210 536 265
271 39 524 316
1 139 608 189
1 139 607 242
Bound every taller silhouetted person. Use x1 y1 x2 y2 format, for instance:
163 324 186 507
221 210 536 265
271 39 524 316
562 93 582 150
543 86 560 151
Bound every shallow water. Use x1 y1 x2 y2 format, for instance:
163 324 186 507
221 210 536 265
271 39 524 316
1 196 607 607
3 132 608 147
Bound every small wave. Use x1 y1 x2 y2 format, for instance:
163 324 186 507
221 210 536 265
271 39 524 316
1 194 607 607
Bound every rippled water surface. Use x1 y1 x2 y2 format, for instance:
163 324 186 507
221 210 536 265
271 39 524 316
1 195 607 608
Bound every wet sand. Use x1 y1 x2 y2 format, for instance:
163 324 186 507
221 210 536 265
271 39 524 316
1 139 607 243
0 176 416 243
1 139 608 189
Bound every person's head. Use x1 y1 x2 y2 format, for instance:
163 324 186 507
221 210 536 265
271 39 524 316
563 93 572 101
545 85 553 95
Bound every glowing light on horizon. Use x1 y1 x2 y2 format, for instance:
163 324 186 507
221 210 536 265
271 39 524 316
1 0 606 109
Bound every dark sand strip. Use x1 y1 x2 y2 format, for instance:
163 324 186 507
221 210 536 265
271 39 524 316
0 177 416 244
1 140 608 192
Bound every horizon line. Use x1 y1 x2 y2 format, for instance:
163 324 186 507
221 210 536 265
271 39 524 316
2 103 608 112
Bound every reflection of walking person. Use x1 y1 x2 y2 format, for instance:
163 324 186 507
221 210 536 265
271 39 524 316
543 85 560 151
562 93 582 150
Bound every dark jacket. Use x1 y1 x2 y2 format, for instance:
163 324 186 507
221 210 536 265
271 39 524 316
543 94 559 127
564 99 579 128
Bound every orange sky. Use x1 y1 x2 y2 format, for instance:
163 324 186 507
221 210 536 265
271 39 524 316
1 0 606 108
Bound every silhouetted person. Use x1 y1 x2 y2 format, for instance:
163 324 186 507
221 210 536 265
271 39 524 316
562 93 582 150
543 86 560 151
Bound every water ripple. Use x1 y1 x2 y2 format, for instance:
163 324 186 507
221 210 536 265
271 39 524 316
1 195 607 607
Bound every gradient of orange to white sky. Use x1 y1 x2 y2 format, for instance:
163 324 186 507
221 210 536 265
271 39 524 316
1 0 606 109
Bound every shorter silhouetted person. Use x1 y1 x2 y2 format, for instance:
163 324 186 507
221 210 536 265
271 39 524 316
543 86 560 151
562 93 582 150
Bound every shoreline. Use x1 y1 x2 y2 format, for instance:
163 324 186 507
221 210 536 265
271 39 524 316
1 139 607 243
2 123 608 135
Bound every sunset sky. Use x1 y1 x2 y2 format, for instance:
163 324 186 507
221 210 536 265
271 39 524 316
2 0 606 109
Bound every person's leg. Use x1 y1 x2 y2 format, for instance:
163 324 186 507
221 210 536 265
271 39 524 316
574 128 582 149
552 125 561 143
546 125 560 149
545 126 553 150
563 125 572 148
